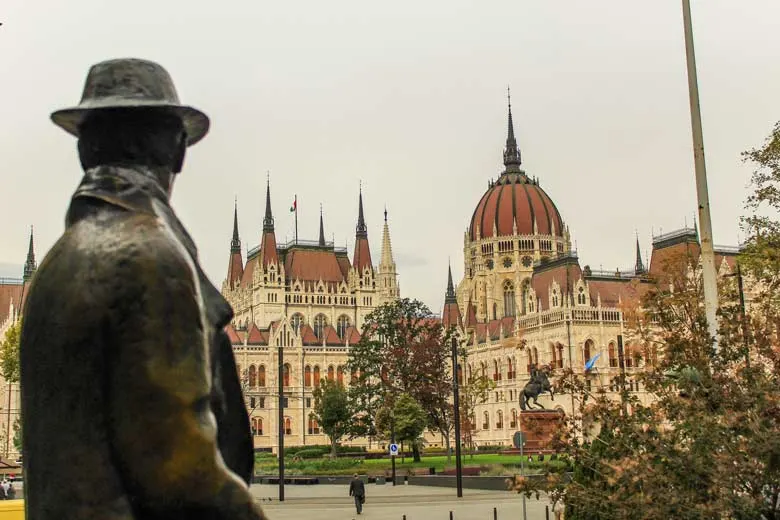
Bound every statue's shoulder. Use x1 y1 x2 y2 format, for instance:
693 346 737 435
55 211 192 286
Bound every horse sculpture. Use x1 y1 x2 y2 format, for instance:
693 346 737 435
520 365 554 410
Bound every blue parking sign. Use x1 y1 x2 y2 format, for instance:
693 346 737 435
389 443 399 457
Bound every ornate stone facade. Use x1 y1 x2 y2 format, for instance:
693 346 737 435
221 182 399 449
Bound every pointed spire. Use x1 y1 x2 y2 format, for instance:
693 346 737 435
318 204 326 246
379 208 395 269
445 263 457 304
635 234 645 274
231 197 241 253
503 86 522 171
356 184 367 239
263 177 274 232
23 225 37 282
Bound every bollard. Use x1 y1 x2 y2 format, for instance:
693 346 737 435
493 506 497 520
449 511 453 520
403 516 406 520
545 505 549 520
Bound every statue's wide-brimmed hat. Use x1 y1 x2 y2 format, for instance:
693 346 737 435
51 58 209 146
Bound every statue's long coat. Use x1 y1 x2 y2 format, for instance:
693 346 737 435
20 165 266 519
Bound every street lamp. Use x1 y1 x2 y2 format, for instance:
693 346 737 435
451 335 463 498
278 344 285 502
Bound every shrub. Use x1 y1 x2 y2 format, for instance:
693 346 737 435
294 448 326 459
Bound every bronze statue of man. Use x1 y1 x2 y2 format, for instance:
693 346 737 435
20 58 267 519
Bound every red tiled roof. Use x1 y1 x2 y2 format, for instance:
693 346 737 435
260 231 279 268
587 278 647 309
442 301 463 329
532 260 582 311
345 326 361 345
353 237 373 272
465 299 477 328
226 251 244 287
225 324 242 344
323 326 342 346
284 249 348 283
469 174 564 240
0 283 24 326
247 324 267 345
240 257 257 287
299 324 319 345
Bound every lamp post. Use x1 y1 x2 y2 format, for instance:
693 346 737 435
725 263 750 367
451 335 463 498
390 412 396 486
682 0 720 348
278 344 285 502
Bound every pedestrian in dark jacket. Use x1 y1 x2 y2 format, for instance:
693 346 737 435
349 473 366 514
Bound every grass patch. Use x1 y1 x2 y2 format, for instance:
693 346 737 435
253 452 568 476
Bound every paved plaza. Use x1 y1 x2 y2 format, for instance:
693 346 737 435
250 483 551 520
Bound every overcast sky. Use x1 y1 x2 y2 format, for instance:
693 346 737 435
2 1 779 312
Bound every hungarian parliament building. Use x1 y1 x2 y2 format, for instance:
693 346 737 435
218 102 741 451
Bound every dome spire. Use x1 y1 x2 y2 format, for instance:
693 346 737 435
503 86 522 171
231 197 241 253
23 225 37 282
445 263 457 304
318 204 326 246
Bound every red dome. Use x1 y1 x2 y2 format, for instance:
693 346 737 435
469 172 564 241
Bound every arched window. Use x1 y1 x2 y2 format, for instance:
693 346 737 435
284 418 292 435
258 365 266 387
327 365 335 381
533 347 539 365
550 344 557 367
336 315 350 340
503 281 516 317
510 409 518 429
290 313 304 333
457 364 463 385
493 360 501 381
313 366 321 388
584 339 593 365
556 343 564 369
552 290 559 307
304 365 312 387
577 287 587 305
507 357 514 379
248 365 257 387
608 342 617 367
480 362 487 378
251 418 263 436
482 411 490 430
283 363 291 387
492 303 498 321
308 414 320 434
313 314 327 340
251 418 258 436
337 366 344 386
496 410 504 429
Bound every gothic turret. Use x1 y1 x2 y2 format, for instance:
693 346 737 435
635 236 645 275
352 187 372 272
226 199 244 288
318 205 326 247
377 208 400 305
23 226 37 282
442 263 462 329
260 179 279 268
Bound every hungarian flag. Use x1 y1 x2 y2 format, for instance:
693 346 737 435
290 197 297 212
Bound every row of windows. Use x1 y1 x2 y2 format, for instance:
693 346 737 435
239 363 356 388
250 416 321 436
286 294 358 306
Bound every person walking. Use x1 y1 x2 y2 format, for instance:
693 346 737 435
348 473 366 515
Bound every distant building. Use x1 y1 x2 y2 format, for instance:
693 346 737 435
0 228 36 459
220 183 399 449
442 101 740 446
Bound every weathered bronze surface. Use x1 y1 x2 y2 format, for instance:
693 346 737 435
20 58 266 519
520 364 554 411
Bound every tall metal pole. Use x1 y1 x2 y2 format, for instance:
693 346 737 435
682 0 719 348
294 194 298 244
451 336 463 498
736 263 750 367
617 335 628 416
278 345 285 501
390 415 396 486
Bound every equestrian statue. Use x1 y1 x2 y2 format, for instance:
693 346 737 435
520 364 554 411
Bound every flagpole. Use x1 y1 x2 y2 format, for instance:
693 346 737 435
294 194 298 244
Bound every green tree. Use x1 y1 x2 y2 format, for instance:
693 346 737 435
312 378 352 457
376 393 427 462
459 370 495 457
0 319 21 384
346 298 454 460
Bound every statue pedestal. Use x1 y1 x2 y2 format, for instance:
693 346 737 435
518 410 564 453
